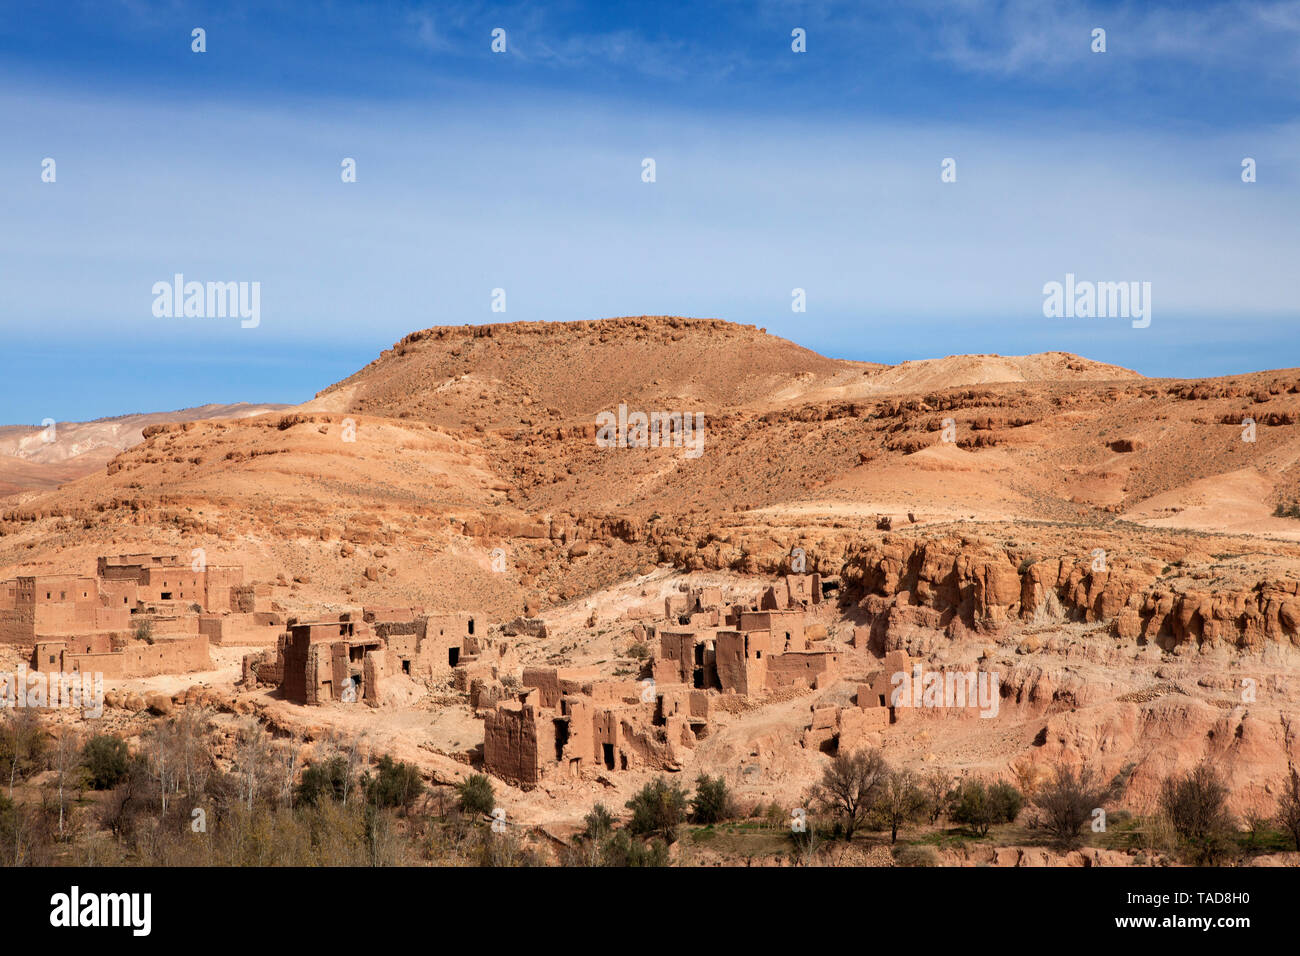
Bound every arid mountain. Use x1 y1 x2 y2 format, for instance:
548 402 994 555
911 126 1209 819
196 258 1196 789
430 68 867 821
307 317 865 429
4 316 1300 830
0 403 289 495
4 317 1300 614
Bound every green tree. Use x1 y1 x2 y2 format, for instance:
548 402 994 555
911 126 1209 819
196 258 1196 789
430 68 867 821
82 734 130 791
600 829 670 867
296 756 351 806
458 773 496 815
989 781 1024 824
952 780 1024 836
583 803 615 842
364 755 424 811
626 777 688 843
691 774 733 825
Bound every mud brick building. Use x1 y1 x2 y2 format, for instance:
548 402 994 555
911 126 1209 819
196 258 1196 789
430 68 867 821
484 666 712 788
0 574 130 644
264 608 490 706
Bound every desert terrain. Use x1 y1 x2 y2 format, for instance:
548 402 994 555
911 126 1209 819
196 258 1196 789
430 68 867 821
3 316 1299 866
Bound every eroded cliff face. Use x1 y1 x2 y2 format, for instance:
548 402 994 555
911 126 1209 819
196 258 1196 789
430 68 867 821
629 520 1300 651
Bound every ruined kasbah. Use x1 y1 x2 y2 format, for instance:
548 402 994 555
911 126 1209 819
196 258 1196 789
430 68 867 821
0 548 1104 865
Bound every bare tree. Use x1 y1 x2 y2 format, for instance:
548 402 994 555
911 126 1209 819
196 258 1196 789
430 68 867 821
1031 762 1117 848
810 748 888 841
1 709 46 799
878 769 926 844
273 740 300 810
171 707 213 798
1158 761 1236 864
321 730 367 808
921 768 954 823
142 723 177 815
48 727 85 840
1276 766 1300 851
234 719 272 811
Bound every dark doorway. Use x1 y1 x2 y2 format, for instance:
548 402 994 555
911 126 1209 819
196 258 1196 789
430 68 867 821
602 743 615 770
554 719 569 761
468 618 475 635
448 647 460 667
401 659 411 675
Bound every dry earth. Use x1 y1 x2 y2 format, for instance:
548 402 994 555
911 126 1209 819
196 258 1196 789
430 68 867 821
4 316 1299 861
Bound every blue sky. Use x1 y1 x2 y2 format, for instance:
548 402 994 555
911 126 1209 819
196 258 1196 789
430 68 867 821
2 0 1298 423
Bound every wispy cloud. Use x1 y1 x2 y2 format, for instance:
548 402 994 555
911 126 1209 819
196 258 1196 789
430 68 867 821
920 0 1300 76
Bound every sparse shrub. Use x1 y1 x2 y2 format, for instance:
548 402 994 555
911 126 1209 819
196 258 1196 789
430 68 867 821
583 803 615 841
1276 767 1300 851
894 843 941 867
764 801 786 830
922 769 954 823
691 774 734 824
82 734 129 791
1159 762 1236 863
458 773 496 816
296 756 351 806
133 617 154 645
627 777 688 843
0 710 47 795
952 780 1023 836
600 829 670 867
475 828 541 867
364 755 424 811
1032 763 1113 848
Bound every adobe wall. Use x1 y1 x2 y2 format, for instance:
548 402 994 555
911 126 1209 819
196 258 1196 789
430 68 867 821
714 629 766 695
365 606 423 624
424 612 478 643
0 608 35 644
99 580 138 610
140 567 204 604
739 610 806 651
231 584 273 614
279 631 312 703
200 613 280 646
61 634 210 679
203 566 243 612
484 704 552 788
522 666 600 708
363 648 384 707
763 650 840 691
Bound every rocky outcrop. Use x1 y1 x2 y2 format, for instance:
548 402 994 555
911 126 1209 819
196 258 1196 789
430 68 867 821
639 525 1300 651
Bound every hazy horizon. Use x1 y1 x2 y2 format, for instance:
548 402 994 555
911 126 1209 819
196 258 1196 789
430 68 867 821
3 0 1298 422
